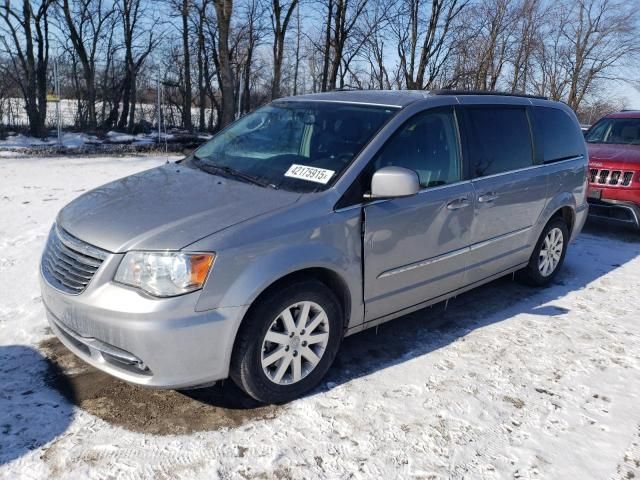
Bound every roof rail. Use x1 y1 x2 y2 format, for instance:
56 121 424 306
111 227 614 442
330 87 362 92
433 89 548 100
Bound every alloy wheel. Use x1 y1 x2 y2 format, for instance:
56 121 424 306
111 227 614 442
260 301 330 385
538 227 564 277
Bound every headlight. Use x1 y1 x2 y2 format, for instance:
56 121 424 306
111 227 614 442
115 252 215 297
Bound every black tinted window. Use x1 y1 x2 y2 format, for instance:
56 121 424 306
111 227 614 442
373 109 461 188
463 107 533 177
533 107 583 161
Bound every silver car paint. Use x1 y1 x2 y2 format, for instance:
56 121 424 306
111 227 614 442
58 162 301 252
369 166 420 198
363 180 475 321
41 91 588 388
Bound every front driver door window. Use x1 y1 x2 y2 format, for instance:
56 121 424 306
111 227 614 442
373 108 461 188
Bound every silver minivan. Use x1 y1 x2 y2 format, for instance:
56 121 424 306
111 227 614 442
40 90 588 403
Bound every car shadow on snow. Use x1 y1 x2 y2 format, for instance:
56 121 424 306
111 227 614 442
36 224 639 436
0 345 74 466
582 216 640 243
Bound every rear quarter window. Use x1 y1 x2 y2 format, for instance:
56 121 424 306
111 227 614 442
533 107 584 162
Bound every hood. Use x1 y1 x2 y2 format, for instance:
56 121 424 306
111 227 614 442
58 163 301 252
588 143 640 168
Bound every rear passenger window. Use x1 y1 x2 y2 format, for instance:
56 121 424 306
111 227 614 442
463 107 533 177
533 107 583 162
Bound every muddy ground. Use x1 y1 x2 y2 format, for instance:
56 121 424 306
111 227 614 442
38 337 281 435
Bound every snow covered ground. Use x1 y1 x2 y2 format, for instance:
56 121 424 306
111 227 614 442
1 153 640 479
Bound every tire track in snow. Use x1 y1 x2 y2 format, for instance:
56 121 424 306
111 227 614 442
611 423 640 480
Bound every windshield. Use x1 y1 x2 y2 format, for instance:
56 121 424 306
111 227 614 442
189 101 397 192
585 117 640 145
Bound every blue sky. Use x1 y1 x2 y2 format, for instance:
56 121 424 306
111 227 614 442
614 82 640 108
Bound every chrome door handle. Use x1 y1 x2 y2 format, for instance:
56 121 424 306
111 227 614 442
447 198 471 210
478 192 499 203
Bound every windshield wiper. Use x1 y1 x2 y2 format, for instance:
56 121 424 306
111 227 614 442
192 155 277 189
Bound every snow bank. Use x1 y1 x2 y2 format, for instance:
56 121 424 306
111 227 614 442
0 132 101 149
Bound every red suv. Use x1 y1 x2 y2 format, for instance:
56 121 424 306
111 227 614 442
585 110 640 228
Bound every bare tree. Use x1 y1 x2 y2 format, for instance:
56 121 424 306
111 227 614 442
59 0 115 129
531 4 569 100
0 0 639 135
117 0 158 131
508 0 543 93
99 15 125 128
393 0 467 90
292 2 301 94
171 0 193 131
270 0 297 98
0 0 53 137
193 0 212 130
359 0 393 90
235 0 268 111
327 0 369 90
474 0 519 90
319 0 332 91
213 0 235 127
561 0 639 110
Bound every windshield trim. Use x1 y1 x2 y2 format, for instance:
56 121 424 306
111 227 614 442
273 98 404 109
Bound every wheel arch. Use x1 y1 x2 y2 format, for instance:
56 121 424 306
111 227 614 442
240 266 352 334
533 192 576 239
227 266 352 379
551 205 575 236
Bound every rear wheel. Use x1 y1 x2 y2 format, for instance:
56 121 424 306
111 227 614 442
230 280 343 404
518 217 569 286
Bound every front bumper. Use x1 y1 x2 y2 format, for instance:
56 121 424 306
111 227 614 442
40 263 245 389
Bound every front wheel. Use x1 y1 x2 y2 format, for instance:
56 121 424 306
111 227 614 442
518 217 569 286
230 281 343 404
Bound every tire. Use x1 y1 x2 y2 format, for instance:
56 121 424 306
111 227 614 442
518 217 569 286
230 280 343 404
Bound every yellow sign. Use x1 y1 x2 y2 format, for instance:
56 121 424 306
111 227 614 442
47 94 59 102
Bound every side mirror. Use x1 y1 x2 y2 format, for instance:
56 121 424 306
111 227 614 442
365 166 420 200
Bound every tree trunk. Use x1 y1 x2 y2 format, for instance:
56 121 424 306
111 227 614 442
213 0 235 128
197 1 207 131
181 0 193 131
128 71 137 131
293 3 300 95
0 0 51 137
320 0 333 92
271 0 298 99
118 69 131 129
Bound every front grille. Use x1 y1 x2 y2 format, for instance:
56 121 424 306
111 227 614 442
41 226 108 294
598 169 609 184
590 168 634 187
609 171 620 185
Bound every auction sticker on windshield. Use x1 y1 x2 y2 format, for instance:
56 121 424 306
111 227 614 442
285 164 335 184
